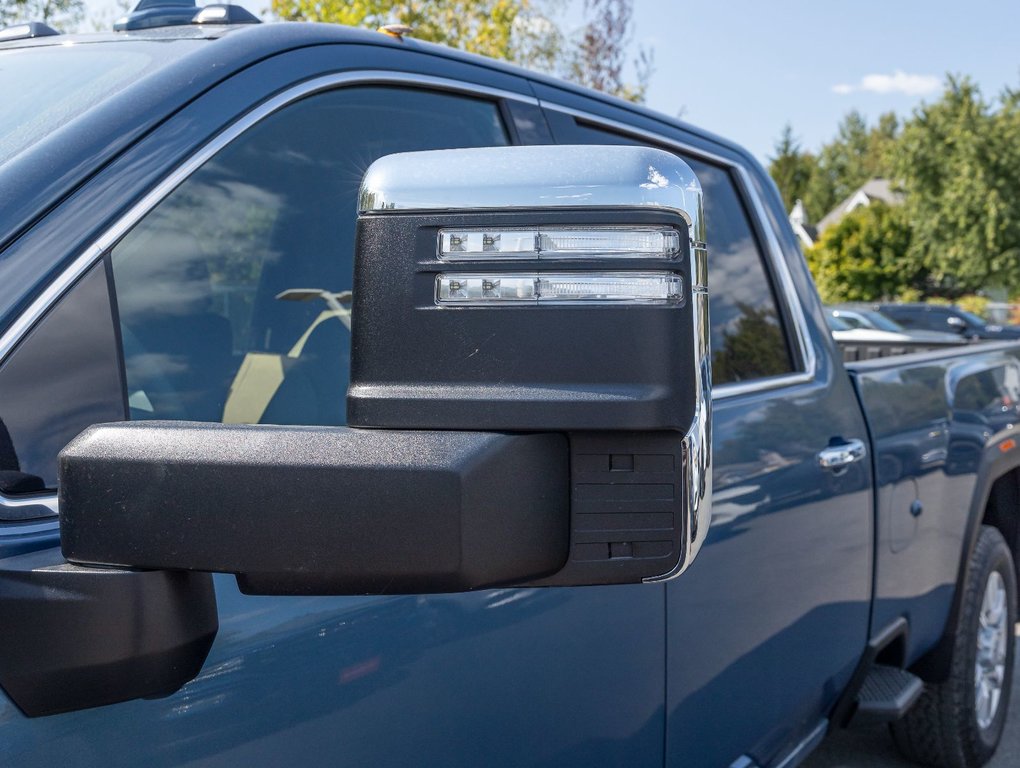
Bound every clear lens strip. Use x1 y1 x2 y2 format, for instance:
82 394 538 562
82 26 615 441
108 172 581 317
436 272 684 305
438 227 681 260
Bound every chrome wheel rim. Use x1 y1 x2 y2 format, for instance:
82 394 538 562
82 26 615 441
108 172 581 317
975 570 1008 730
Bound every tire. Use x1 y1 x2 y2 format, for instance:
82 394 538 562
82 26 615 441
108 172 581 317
891 525 1017 767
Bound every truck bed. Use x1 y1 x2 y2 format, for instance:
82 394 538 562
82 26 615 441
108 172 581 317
847 340 1020 665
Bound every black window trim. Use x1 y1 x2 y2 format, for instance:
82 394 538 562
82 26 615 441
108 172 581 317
535 101 818 400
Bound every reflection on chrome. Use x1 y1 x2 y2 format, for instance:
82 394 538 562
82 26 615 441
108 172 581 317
359 144 705 248
647 244 712 581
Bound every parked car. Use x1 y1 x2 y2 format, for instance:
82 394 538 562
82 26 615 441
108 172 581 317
825 310 965 361
2 8 1020 768
828 305 964 343
879 302 1020 341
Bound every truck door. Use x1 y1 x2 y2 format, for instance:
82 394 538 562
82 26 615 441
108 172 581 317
0 48 666 767
536 93 875 767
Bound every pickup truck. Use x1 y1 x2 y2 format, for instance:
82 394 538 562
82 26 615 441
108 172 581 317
1 7 1019 768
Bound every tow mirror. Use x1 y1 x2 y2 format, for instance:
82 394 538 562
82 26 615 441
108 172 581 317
59 145 711 594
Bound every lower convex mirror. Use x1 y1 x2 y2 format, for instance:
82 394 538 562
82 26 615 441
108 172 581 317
59 144 712 594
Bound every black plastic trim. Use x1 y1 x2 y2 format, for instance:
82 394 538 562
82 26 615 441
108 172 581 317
348 208 695 432
59 422 569 594
0 546 216 717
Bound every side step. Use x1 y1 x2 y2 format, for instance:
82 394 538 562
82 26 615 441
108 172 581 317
855 664 924 722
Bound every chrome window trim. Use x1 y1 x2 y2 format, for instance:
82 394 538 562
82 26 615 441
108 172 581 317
0 491 58 521
0 70 536 368
537 102 819 400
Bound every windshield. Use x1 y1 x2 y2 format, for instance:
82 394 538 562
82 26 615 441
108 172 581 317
826 314 852 331
859 310 906 332
0 44 192 166
956 308 987 327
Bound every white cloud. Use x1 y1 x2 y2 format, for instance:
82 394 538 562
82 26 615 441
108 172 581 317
832 70 941 96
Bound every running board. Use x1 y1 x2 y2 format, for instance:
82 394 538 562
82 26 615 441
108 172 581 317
855 664 924 722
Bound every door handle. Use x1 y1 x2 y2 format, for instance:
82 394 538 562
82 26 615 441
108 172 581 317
818 438 867 470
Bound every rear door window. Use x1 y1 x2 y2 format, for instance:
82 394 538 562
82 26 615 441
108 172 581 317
552 120 794 385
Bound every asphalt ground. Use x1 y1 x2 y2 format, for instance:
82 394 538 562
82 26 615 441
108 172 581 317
803 634 1020 768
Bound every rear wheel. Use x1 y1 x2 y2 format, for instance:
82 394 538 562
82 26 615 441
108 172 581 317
891 525 1016 767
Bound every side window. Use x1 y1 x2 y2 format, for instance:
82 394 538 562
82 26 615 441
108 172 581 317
558 121 794 385
888 307 922 329
922 309 948 331
110 86 510 427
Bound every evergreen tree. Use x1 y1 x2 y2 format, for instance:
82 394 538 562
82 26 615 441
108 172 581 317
767 124 817 213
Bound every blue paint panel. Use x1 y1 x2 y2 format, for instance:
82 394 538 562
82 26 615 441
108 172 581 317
0 576 665 767
666 377 873 768
852 346 1020 661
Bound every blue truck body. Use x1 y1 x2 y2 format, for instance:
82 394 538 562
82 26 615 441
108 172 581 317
0 21 1018 767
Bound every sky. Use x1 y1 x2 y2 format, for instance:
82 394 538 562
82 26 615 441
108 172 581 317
78 0 1020 163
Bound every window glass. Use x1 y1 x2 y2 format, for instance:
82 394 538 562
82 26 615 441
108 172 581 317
561 121 794 385
110 86 509 426
0 45 197 166
0 263 125 492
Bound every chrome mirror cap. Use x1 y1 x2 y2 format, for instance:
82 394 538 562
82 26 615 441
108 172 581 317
358 144 705 247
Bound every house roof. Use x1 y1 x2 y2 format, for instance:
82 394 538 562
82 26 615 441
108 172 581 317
817 178 904 232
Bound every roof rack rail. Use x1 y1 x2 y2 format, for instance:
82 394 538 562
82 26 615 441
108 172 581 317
115 0 198 31
0 21 60 42
114 0 260 31
192 4 259 25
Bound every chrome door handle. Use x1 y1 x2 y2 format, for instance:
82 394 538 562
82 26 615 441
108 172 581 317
818 439 867 470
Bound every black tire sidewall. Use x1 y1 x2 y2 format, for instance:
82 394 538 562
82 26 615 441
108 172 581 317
955 527 1017 765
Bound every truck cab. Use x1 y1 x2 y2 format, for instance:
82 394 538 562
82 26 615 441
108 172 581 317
0 12 1017 768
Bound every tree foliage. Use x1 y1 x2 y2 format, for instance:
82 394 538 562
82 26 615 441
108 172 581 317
769 111 898 223
568 0 653 103
0 0 83 29
774 74 1020 301
270 0 652 103
271 0 530 61
894 76 1020 296
768 125 816 214
805 202 917 303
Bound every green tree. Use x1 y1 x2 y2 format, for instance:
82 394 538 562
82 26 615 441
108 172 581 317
270 0 653 103
805 202 919 303
790 111 899 223
0 0 83 29
894 76 1020 295
767 124 817 213
271 0 534 61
